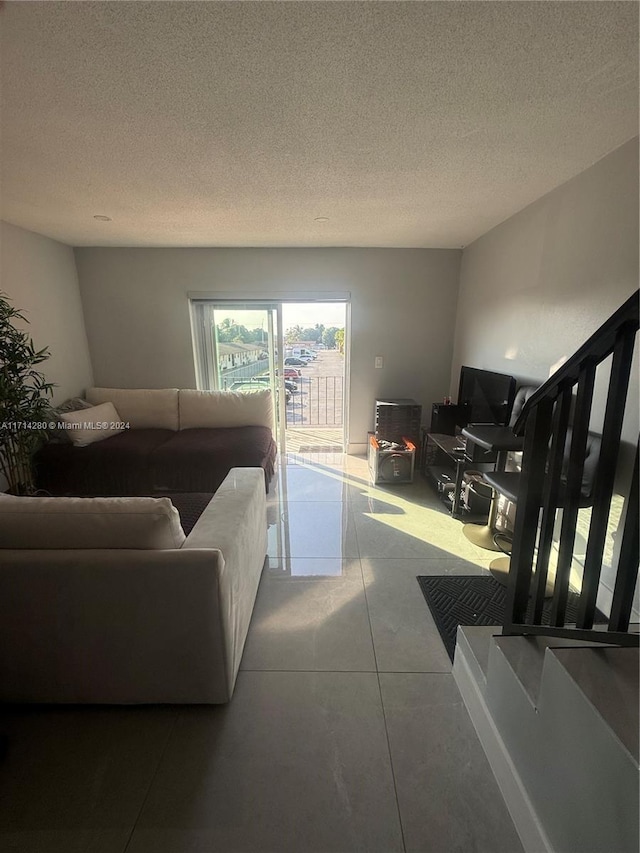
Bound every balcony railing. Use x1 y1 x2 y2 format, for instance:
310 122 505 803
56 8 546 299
504 290 639 646
287 376 344 427
221 371 344 428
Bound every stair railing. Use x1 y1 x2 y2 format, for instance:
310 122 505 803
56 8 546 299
503 290 639 646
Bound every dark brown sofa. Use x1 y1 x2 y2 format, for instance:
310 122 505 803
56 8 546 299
34 387 277 497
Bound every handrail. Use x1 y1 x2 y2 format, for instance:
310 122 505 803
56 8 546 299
512 290 639 435
502 289 639 647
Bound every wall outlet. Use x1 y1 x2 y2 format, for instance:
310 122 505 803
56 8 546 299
374 356 384 369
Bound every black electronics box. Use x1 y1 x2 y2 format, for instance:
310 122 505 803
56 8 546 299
375 398 422 447
430 402 470 435
463 440 498 464
459 470 493 515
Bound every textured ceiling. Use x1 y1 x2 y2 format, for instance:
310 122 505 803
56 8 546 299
0 1 638 248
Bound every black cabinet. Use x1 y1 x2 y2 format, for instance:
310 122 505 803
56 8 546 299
375 398 422 448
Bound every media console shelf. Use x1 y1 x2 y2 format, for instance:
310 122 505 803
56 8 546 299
422 432 493 519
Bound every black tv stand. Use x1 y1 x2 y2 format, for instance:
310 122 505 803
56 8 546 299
422 432 493 519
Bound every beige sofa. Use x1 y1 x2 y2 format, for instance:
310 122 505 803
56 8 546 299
0 467 267 704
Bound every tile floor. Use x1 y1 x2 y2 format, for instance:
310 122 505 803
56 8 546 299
0 452 524 853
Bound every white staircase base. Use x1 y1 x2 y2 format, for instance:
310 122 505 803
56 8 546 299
453 647 553 853
453 626 639 853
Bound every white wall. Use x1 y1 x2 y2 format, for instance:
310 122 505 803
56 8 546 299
74 247 462 446
452 138 639 616
451 138 638 447
0 221 93 405
0 221 94 491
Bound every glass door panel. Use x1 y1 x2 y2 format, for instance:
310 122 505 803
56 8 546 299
208 302 285 446
190 297 349 454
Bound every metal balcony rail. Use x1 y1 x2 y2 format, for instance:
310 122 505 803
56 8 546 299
504 290 639 646
286 376 344 427
219 370 344 428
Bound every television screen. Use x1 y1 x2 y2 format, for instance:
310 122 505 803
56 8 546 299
457 366 516 425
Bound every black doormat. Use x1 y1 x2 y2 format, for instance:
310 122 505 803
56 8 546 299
416 574 607 663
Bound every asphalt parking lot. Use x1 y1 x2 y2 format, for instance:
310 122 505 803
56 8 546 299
286 350 345 427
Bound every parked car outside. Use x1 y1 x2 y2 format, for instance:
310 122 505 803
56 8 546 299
284 357 307 366
282 367 302 379
254 375 298 393
291 347 316 360
230 380 292 403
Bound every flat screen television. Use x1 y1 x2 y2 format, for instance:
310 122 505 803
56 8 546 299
457 366 516 426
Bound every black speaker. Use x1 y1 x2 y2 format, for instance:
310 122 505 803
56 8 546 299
430 403 470 435
368 434 416 484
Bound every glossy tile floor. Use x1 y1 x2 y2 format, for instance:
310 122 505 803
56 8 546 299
0 452 524 853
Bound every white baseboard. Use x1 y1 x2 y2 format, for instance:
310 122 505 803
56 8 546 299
347 442 367 456
453 650 554 853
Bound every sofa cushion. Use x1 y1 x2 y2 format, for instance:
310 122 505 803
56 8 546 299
57 396 95 414
44 397 95 444
59 401 126 447
178 389 274 430
149 426 277 493
35 428 175 497
86 387 179 431
0 495 186 549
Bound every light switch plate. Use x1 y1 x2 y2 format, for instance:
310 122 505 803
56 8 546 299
375 356 384 369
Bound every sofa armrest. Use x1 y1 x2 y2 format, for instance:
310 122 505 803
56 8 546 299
183 467 268 690
184 467 267 554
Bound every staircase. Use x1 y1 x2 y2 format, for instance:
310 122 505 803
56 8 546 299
454 626 638 853
503 289 639 646
453 292 639 853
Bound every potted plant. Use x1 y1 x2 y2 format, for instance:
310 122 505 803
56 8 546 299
0 292 55 494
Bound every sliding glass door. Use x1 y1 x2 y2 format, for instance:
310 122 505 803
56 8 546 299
191 295 350 455
190 300 286 445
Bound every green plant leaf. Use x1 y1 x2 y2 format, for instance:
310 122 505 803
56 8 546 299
0 292 57 493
